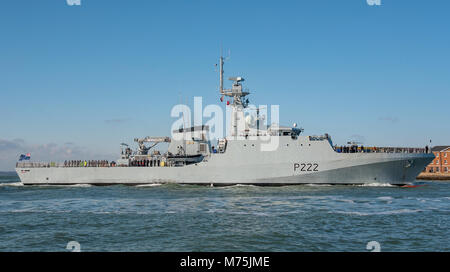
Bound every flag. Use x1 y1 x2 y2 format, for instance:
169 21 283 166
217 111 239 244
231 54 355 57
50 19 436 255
19 153 31 161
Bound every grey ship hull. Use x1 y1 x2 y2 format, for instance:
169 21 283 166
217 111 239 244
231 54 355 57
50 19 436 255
16 138 434 186
15 56 435 186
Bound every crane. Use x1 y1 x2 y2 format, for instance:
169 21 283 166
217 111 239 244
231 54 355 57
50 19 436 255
134 137 171 155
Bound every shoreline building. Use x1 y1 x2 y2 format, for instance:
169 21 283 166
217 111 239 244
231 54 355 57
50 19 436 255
424 146 450 173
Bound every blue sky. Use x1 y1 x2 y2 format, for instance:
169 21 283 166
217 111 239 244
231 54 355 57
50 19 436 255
1 0 449 170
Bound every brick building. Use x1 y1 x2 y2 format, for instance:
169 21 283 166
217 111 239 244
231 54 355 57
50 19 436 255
425 146 450 173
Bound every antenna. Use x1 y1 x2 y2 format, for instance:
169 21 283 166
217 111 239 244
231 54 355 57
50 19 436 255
183 96 189 156
218 47 231 95
219 54 224 94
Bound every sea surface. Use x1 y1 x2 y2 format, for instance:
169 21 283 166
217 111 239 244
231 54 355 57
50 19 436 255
0 173 449 252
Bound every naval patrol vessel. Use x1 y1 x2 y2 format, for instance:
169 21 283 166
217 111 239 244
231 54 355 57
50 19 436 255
16 56 434 185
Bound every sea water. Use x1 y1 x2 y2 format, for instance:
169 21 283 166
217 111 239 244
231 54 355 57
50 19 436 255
0 173 448 251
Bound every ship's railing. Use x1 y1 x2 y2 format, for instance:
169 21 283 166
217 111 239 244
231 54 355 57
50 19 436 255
16 162 61 168
16 159 171 168
333 146 428 154
16 160 112 168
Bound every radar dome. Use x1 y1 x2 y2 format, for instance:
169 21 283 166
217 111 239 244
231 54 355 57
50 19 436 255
245 114 256 128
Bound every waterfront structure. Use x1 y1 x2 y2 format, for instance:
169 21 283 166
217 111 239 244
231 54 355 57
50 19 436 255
424 146 450 173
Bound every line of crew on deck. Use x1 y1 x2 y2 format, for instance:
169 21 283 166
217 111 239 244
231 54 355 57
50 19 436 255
64 160 110 167
334 146 428 154
131 159 160 167
63 159 162 167
335 145 367 153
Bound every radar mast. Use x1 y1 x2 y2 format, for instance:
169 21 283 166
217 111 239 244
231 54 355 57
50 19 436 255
218 54 251 137
219 56 250 108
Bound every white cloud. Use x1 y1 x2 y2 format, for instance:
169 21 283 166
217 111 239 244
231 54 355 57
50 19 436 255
0 139 116 171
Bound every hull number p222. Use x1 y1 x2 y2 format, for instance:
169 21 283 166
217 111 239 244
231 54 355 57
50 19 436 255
294 163 319 172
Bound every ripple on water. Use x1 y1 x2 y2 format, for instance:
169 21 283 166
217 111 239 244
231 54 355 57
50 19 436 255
331 209 425 216
0 182 23 187
135 184 163 187
0 178 449 251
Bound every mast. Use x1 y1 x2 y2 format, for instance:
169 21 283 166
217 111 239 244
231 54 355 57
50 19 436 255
218 54 251 137
219 55 224 94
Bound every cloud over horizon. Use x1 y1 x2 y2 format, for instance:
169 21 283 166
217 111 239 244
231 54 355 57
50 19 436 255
0 138 116 171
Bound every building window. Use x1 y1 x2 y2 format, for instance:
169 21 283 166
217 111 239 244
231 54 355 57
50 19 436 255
445 153 448 157
436 167 439 172
445 167 448 172
445 160 448 164
436 153 439 157
436 160 439 164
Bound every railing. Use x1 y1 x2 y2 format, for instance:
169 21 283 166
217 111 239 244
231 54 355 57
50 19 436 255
333 146 428 154
16 159 169 168
16 160 112 168
17 162 62 168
